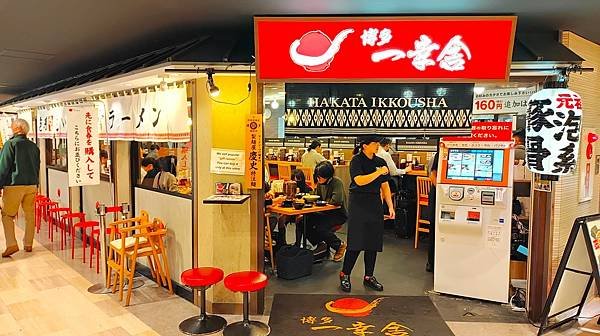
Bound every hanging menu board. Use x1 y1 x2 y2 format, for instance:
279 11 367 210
305 137 329 148
396 139 439 152
330 138 356 149
284 137 305 148
265 138 284 147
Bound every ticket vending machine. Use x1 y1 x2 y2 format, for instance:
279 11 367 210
434 138 514 303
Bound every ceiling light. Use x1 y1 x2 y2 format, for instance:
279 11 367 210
270 100 280 109
473 86 485 95
206 69 220 97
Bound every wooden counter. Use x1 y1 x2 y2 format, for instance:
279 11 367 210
266 160 349 168
406 170 428 177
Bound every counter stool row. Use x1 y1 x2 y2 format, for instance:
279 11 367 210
179 267 270 336
34 195 123 273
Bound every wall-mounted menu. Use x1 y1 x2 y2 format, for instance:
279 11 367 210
265 138 284 147
330 138 356 149
396 139 438 152
305 137 329 148
284 137 305 148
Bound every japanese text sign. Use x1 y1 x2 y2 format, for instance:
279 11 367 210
37 106 67 138
285 83 473 136
210 148 245 175
102 86 190 142
245 114 263 189
526 88 583 175
67 105 100 186
255 16 516 82
473 87 538 115
471 122 513 141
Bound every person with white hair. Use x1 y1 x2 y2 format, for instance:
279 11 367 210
0 118 40 257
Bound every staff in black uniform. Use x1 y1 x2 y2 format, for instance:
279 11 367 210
340 136 395 292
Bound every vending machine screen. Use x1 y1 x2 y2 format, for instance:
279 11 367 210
446 149 504 182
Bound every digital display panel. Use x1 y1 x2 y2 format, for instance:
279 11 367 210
446 149 504 182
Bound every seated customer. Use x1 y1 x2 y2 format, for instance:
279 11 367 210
153 157 179 192
287 169 313 247
305 161 347 262
141 157 160 188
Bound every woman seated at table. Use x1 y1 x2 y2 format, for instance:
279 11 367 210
266 169 312 247
305 161 347 262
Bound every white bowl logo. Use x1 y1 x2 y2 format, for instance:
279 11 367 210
289 29 354 72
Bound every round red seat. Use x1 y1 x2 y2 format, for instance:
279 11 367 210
224 271 268 293
181 267 224 288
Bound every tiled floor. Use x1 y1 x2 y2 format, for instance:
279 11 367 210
1 220 596 335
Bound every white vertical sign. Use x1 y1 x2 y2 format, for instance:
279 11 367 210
526 88 582 175
67 105 100 186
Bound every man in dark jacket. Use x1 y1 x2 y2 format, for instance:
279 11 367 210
0 119 40 257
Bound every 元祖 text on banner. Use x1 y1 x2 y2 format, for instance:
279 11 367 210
67 105 100 187
245 114 263 189
526 88 582 175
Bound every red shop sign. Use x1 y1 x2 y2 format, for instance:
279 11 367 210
254 16 517 82
471 121 513 141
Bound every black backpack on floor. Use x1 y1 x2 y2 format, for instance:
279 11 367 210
276 245 313 280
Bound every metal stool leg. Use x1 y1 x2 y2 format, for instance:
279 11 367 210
223 292 270 336
179 286 227 335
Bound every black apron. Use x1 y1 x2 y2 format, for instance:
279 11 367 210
347 192 384 252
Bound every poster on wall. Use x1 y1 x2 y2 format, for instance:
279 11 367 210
245 114 263 189
472 87 537 115
210 148 245 175
285 83 474 136
579 128 595 203
66 105 100 187
525 88 582 176
104 86 190 142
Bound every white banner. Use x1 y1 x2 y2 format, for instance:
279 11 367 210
67 105 100 186
37 106 67 138
104 86 190 142
526 88 582 175
473 87 537 115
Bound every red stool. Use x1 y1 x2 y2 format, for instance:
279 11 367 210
179 267 227 335
223 271 269 336
48 207 70 245
34 195 49 234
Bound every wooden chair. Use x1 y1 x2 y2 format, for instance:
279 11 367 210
264 213 276 273
298 166 314 188
414 176 432 249
278 164 292 180
125 218 173 306
106 211 151 303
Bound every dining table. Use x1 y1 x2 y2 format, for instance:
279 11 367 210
267 203 341 248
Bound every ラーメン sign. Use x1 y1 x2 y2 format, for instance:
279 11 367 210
526 88 583 175
255 16 517 82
